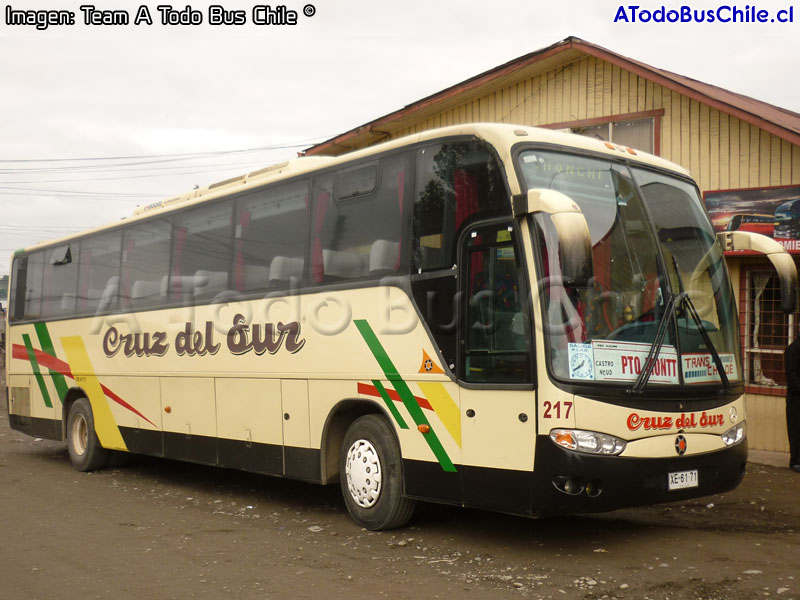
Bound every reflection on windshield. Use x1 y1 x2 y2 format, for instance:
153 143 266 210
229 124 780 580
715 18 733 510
519 150 740 388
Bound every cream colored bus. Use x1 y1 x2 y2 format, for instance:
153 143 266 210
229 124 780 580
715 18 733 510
5 124 797 530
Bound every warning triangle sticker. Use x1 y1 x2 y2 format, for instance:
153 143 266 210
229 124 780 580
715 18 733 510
419 349 445 374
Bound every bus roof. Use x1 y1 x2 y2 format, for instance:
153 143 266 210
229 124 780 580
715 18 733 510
19 123 689 253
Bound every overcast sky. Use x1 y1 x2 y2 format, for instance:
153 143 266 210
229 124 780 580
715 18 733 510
1 0 799 279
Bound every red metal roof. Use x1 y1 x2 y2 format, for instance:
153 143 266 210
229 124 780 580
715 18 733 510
305 36 800 155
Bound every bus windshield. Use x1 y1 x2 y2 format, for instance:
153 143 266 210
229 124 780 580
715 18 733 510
518 149 740 388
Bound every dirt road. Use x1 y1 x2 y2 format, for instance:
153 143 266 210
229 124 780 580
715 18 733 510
1 379 799 599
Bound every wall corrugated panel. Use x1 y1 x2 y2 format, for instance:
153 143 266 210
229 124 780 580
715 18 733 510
759 126 771 185
670 91 682 164
781 139 792 185
698 101 710 190
771 135 782 186
577 60 588 119
718 113 730 189
746 393 790 452
710 107 720 191
728 115 738 188
582 62 591 117
749 123 760 187
794 144 800 180
660 85 671 160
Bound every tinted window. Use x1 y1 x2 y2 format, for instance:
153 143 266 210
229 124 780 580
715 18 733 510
338 163 377 199
78 231 121 315
462 222 531 383
9 255 25 321
42 244 79 318
120 219 171 310
171 201 233 300
311 154 410 283
413 141 508 271
234 180 308 291
23 251 44 321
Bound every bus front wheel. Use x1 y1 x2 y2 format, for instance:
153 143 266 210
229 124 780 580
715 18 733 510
340 415 416 530
67 398 109 472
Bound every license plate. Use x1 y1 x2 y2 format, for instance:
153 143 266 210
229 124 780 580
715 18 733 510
668 469 699 490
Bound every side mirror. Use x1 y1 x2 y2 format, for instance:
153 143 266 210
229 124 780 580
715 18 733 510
515 188 593 287
718 231 799 313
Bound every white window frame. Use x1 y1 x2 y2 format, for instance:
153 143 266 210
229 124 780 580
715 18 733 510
571 117 655 154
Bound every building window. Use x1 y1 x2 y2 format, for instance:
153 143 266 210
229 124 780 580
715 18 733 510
572 118 654 154
741 268 796 392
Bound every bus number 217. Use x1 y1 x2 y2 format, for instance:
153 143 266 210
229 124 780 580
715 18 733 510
542 400 573 419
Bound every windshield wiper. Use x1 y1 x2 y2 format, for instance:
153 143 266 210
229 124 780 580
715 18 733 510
682 293 731 391
630 290 682 394
631 257 731 393
672 255 731 391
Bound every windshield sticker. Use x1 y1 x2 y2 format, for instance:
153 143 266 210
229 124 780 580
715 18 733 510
568 343 594 380
567 340 738 385
589 340 679 384
496 246 514 259
682 353 738 384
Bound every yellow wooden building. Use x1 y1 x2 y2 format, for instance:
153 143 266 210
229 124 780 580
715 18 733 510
306 36 800 454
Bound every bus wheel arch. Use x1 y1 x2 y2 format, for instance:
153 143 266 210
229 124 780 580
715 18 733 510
65 395 109 472
338 413 416 530
61 387 89 441
320 399 386 484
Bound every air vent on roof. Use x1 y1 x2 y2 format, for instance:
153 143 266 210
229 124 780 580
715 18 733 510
209 175 246 189
248 161 289 178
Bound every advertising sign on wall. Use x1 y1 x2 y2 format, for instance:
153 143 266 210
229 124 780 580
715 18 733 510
704 185 800 252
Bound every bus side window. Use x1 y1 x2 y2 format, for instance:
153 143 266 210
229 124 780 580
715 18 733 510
170 201 234 300
41 244 79 318
369 155 410 275
22 251 45 321
310 154 409 284
9 255 27 322
412 142 508 272
235 179 309 292
78 231 121 316
120 220 172 310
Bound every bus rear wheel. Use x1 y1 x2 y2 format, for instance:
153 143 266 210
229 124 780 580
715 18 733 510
340 415 416 530
67 398 109 472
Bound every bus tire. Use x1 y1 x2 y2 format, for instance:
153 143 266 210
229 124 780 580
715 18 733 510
67 397 109 472
340 414 416 530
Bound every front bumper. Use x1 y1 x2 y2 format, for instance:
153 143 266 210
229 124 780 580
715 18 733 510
529 435 748 516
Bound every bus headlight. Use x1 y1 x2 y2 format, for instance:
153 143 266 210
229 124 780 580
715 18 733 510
550 429 626 456
721 422 746 446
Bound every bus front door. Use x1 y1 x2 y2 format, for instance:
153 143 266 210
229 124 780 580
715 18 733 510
458 220 536 514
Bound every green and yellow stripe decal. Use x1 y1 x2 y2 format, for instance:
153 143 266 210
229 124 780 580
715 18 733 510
18 324 85 409
22 333 53 409
354 319 456 472
417 382 461 448
61 336 127 451
34 322 70 404
371 379 409 430
12 323 156 446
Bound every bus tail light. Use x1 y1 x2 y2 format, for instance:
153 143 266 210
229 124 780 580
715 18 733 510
550 429 627 456
721 422 746 446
